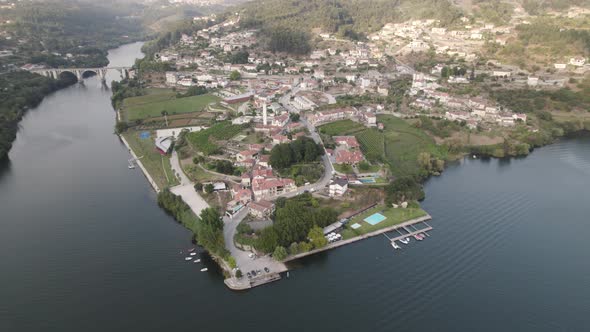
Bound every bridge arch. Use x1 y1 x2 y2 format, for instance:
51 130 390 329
57 70 79 83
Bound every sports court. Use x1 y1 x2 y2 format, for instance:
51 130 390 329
364 212 387 225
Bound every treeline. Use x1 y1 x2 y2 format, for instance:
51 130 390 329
265 28 311 55
269 137 324 169
157 190 227 257
111 78 145 110
0 71 75 160
254 194 338 255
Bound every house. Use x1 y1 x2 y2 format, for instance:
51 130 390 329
569 57 586 67
329 178 348 197
155 136 173 155
241 173 251 187
334 136 360 149
249 200 275 218
492 70 511 78
252 178 297 200
236 150 258 162
554 63 567 70
527 77 539 86
291 95 317 111
272 114 290 127
335 150 364 165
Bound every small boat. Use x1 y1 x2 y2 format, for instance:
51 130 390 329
399 238 409 245
128 164 135 169
413 234 423 241
391 241 401 249
193 259 201 263
185 257 193 261
200 268 208 272
188 248 195 252
189 252 197 256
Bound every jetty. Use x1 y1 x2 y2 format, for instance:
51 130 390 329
283 214 432 262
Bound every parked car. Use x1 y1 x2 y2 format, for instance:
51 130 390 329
264 267 270 273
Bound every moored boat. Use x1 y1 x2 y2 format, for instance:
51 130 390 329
200 268 208 272
391 241 401 249
184 257 193 261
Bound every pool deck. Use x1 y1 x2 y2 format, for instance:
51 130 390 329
283 213 433 262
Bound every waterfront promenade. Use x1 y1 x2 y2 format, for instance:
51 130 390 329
284 214 433 262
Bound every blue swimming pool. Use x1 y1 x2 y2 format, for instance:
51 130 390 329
359 178 376 183
364 213 386 225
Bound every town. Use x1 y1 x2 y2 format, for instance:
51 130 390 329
4 0 589 291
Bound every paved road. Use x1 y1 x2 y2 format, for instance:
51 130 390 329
223 207 287 280
169 151 210 216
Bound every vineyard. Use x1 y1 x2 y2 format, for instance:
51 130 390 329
378 115 447 177
187 122 246 155
356 129 385 161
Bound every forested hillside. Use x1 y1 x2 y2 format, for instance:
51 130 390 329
239 0 463 38
0 72 75 160
1 0 146 68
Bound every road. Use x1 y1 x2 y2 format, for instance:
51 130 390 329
276 87 335 198
169 151 210 216
223 207 287 285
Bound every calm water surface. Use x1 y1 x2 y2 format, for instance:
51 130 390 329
1 42 590 331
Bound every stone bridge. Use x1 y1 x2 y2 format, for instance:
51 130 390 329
30 66 133 82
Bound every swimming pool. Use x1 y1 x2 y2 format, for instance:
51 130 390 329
364 213 387 225
359 178 376 183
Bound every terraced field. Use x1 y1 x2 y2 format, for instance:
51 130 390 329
187 122 246 155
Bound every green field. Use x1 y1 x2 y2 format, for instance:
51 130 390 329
340 205 427 240
378 115 447 176
122 130 179 189
318 120 366 136
187 122 246 155
122 89 220 121
321 117 446 177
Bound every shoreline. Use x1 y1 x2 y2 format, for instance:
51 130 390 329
284 214 433 262
119 134 161 193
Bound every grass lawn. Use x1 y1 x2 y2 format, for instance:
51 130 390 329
334 164 354 174
182 163 217 183
318 120 366 136
340 205 427 240
123 90 220 121
122 130 180 189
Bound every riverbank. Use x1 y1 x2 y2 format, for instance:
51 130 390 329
119 135 160 193
284 214 432 262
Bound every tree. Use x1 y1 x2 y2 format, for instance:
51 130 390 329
194 183 203 192
204 183 214 194
289 113 300 122
235 269 243 278
308 226 328 249
289 242 300 255
229 70 241 81
273 246 288 261
358 161 370 171
417 152 432 172
256 227 279 253
196 208 225 256
161 110 168 127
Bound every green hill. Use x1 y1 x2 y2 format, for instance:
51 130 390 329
238 0 464 40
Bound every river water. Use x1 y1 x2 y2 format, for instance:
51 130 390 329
1 42 590 332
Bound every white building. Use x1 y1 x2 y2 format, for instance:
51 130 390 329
329 179 348 197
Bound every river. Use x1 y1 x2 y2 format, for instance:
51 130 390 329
1 42 590 332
